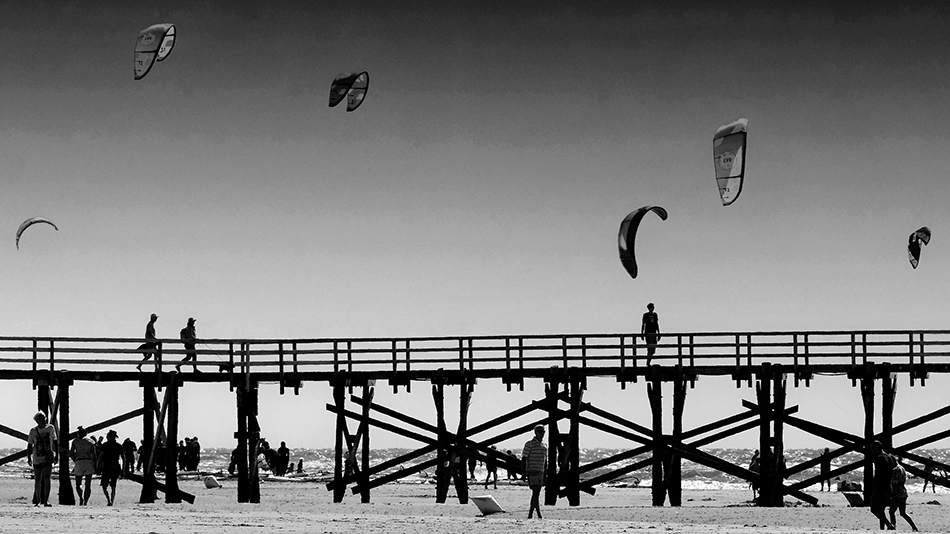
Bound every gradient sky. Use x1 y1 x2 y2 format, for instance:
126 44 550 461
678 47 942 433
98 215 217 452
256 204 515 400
0 3 949 454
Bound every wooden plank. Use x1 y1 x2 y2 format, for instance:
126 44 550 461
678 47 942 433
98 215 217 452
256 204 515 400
0 423 28 442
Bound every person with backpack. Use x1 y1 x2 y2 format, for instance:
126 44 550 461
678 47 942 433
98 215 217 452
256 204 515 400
26 411 58 507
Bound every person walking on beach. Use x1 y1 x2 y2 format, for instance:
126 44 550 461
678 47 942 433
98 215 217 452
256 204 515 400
869 440 896 530
99 430 123 506
70 426 97 505
177 317 199 372
888 460 919 532
922 455 936 493
748 449 760 501
136 313 159 371
484 445 498 489
522 425 547 519
27 411 57 507
819 447 832 491
640 303 660 365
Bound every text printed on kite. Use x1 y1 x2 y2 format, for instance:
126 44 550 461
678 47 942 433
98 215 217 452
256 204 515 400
328 72 369 112
134 23 176 80
908 227 931 269
16 217 59 250
712 118 748 206
618 206 668 279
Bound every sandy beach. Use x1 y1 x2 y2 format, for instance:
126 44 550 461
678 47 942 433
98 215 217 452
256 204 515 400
0 476 945 534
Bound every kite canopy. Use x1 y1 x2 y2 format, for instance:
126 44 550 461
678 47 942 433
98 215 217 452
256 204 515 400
712 118 748 206
16 217 59 250
908 226 931 269
618 206 668 279
329 72 369 112
134 23 176 80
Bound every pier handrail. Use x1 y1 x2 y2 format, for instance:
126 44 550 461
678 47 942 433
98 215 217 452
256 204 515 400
0 329 947 380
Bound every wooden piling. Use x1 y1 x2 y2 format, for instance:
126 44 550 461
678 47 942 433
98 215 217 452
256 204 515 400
882 371 896 450
236 385 249 503
333 382 346 503
57 378 75 505
455 380 471 504
668 374 687 506
360 383 373 503
772 369 786 508
861 373 874 505
247 384 261 504
756 366 773 506
648 375 665 506
566 379 583 506
139 383 157 503
544 382 559 506
165 379 180 504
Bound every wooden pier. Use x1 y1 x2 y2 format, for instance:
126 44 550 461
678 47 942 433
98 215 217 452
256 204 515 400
1 329 950 507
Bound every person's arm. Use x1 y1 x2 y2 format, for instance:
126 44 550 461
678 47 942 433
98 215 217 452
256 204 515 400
640 315 646 338
522 444 529 473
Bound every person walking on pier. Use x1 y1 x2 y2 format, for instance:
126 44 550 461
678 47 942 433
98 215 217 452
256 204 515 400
869 440 896 530
136 313 159 371
26 411 57 507
177 317 199 372
640 303 661 365
70 426 97 505
99 430 123 506
522 425 547 520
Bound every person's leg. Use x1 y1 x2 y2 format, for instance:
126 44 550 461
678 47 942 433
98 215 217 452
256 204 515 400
898 503 919 531
109 481 116 506
888 505 897 528
40 463 52 505
33 464 44 506
83 475 92 505
74 475 82 504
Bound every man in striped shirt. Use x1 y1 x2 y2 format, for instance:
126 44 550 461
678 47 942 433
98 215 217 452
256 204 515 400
522 425 547 519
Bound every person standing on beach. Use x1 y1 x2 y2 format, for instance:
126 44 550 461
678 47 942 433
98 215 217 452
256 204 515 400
99 430 123 506
277 441 290 476
121 437 137 475
26 411 57 507
522 425 547 519
176 317 199 372
819 447 832 491
70 426 97 505
748 449 760 501
869 440 896 530
136 313 159 371
484 445 498 489
640 303 660 365
888 460 919 532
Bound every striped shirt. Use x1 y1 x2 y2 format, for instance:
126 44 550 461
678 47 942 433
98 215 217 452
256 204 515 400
522 437 547 475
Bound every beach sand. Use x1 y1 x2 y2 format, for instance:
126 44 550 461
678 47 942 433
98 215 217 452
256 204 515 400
0 477 945 533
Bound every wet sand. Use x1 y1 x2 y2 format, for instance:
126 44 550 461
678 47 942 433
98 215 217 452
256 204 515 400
0 477 945 533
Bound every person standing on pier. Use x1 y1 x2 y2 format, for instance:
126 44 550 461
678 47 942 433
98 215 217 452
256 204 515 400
869 440 896 530
640 303 661 365
136 313 159 371
177 317 199 372
26 411 57 507
70 426 97 505
522 425 547 519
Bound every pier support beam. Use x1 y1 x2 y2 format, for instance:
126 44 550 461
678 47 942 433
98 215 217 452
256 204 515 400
454 380 472 504
861 373 874 505
882 371 896 450
771 368 786 508
566 378 583 506
432 380 449 504
544 382 559 506
359 383 373 503
333 382 346 503
756 366 774 506
648 375 666 506
235 384 249 503
139 383 157 504
165 379 180 504
247 384 261 504
57 378 75 505
668 374 687 506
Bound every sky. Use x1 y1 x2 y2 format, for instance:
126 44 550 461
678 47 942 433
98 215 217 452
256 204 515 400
1 2 950 456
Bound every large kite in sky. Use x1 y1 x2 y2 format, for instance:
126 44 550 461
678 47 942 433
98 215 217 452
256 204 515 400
712 118 748 206
16 217 58 250
134 23 176 80
329 72 369 112
618 206 667 279
908 227 931 269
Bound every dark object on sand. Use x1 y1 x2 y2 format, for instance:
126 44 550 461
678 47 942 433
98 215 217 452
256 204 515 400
842 492 865 507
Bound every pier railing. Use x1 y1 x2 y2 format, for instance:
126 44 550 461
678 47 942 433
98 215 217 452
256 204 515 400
0 330 948 381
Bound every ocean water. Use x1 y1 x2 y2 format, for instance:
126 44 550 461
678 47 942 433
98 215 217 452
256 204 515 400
2 447 947 494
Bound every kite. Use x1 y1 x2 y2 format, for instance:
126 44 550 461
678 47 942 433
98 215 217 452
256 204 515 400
134 23 176 80
16 217 59 250
908 227 931 269
618 206 668 279
712 118 748 206
329 72 369 112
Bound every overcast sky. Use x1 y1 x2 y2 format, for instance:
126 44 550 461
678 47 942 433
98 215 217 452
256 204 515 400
0 2 949 453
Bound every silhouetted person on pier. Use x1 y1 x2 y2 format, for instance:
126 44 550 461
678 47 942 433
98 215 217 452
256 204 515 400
99 430 123 506
522 425 547 519
27 411 57 507
177 317 199 372
819 447 832 491
888 460 919 532
869 440 895 530
136 313 159 371
640 303 660 365
70 426 97 505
